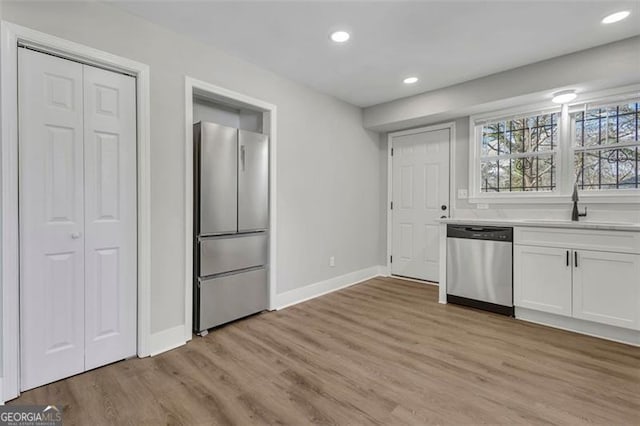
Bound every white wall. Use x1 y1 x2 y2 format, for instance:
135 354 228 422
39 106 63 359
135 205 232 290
364 36 640 132
192 98 241 129
373 35 640 239
1 1 384 339
192 98 263 133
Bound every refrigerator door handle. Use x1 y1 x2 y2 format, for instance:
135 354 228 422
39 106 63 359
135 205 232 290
240 145 246 172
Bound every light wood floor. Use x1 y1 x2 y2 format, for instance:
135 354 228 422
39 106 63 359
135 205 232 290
10 277 640 425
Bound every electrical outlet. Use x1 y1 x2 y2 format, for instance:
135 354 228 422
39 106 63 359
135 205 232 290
457 189 468 199
477 203 489 209
329 256 335 267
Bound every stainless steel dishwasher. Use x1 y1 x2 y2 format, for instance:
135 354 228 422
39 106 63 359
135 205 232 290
446 225 513 316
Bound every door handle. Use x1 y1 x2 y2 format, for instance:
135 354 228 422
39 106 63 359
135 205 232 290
574 251 578 268
71 232 81 240
441 205 447 211
440 215 447 219
566 250 569 266
240 145 246 172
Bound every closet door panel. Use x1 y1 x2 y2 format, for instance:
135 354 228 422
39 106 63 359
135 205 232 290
18 48 86 391
83 65 137 370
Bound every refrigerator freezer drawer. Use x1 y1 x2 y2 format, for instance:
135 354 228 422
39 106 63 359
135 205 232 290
198 268 268 331
199 233 268 277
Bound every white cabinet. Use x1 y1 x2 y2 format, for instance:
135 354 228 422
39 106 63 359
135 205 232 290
514 227 640 331
573 250 640 329
514 246 572 316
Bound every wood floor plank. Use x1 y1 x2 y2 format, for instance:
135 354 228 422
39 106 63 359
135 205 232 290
9 277 640 425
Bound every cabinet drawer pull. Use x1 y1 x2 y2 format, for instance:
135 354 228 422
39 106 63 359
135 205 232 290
566 250 569 266
574 251 578 268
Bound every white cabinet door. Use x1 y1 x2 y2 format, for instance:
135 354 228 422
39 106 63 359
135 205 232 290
514 245 572 316
83 65 137 370
573 250 640 330
18 48 86 390
391 129 449 281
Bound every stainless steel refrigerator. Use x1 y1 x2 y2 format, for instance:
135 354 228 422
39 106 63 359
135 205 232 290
194 121 269 334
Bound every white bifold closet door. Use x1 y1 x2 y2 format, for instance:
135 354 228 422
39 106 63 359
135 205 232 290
18 48 137 391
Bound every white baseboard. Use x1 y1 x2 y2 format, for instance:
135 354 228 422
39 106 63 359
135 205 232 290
149 324 187 356
274 265 384 310
377 265 390 277
516 307 640 347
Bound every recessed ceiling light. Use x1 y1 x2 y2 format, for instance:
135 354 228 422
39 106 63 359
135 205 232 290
602 10 630 24
403 77 418 84
330 31 350 43
552 90 577 104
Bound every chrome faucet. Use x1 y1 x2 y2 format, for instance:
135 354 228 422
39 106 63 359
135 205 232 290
571 184 587 221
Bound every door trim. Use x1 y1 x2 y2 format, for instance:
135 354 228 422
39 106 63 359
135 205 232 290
1 21 152 401
386 122 456 278
184 76 277 342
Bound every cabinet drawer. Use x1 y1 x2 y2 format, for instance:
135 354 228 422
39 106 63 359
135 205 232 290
197 267 268 331
515 227 640 254
199 233 267 276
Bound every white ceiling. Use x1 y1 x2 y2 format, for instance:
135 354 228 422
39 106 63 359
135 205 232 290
114 1 640 107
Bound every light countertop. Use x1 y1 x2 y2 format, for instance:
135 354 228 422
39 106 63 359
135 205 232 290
438 217 640 232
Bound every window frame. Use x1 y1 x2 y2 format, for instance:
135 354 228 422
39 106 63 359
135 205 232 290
469 88 640 204
569 99 640 194
478 110 560 194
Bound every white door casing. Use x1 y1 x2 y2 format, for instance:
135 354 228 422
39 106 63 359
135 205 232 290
184 76 278 339
391 128 450 281
18 48 137 391
18 48 86 390
83 65 137 370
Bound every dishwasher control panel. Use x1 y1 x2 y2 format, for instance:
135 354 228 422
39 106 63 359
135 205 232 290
447 225 513 242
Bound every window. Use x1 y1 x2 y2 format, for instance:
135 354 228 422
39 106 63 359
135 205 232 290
470 91 640 203
573 102 639 190
480 112 558 192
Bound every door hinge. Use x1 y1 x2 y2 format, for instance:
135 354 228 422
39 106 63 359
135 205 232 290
390 201 393 210
390 255 393 263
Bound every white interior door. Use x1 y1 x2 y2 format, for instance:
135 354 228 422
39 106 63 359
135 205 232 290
19 48 137 390
83 65 137 370
19 48 86 390
391 128 449 281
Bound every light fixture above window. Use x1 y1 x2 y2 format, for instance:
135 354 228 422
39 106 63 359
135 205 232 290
552 90 577 104
403 76 418 84
602 10 630 24
330 31 350 43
